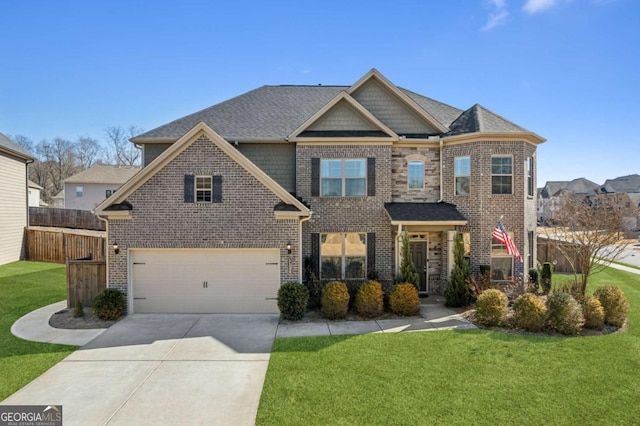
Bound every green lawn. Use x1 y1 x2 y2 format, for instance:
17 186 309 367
257 268 640 425
0 261 76 401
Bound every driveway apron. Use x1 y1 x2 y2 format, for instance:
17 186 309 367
2 314 279 426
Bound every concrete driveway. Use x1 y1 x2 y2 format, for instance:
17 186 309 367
3 314 279 425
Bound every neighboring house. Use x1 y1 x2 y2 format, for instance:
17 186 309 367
602 174 640 194
538 178 599 224
0 132 33 265
96 69 545 314
50 190 64 208
28 180 46 207
63 165 140 210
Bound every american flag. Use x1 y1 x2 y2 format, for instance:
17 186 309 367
492 221 523 263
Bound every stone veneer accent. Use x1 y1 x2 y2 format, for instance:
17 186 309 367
296 144 395 283
107 135 300 298
441 140 537 278
391 145 440 202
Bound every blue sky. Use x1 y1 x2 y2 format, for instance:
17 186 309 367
1 0 638 186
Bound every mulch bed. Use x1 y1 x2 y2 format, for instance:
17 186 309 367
49 307 121 329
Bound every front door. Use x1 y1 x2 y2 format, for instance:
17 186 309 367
410 241 428 293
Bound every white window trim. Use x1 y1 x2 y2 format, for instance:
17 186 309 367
491 154 513 195
195 175 213 203
454 156 471 196
320 159 366 197
76 186 83 197
320 232 367 280
407 160 425 190
526 157 534 198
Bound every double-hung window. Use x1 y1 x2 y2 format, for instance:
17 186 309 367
491 155 513 195
454 156 470 195
321 159 366 197
76 186 83 197
195 176 212 203
408 161 424 189
527 157 534 197
320 233 366 279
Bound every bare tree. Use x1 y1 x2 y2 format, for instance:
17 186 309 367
542 194 637 297
105 125 143 166
37 138 81 198
75 136 102 169
11 134 34 154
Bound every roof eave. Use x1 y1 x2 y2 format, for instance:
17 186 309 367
389 220 468 226
0 146 34 162
442 131 546 145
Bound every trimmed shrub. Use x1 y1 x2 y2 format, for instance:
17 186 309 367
389 283 420 316
93 288 125 321
475 289 508 326
355 280 384 318
512 293 546 331
546 293 584 335
277 282 309 321
541 262 553 295
321 281 350 319
73 299 85 318
594 285 629 327
582 295 605 329
445 233 472 307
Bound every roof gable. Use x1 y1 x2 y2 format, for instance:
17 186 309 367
348 69 448 135
0 132 33 160
603 174 640 193
288 92 398 141
96 122 310 216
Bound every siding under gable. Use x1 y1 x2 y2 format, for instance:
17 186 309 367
0 154 27 265
352 79 437 135
144 143 172 167
308 101 378 131
237 143 296 193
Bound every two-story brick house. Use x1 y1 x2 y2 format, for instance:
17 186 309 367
96 69 545 314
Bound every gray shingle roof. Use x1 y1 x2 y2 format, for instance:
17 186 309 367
64 165 141 184
0 132 33 159
561 178 600 195
540 181 570 198
133 83 532 142
447 104 530 136
384 202 467 222
602 174 640 193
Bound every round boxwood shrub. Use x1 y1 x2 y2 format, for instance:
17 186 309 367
475 289 508 326
93 288 125 321
546 293 584 335
593 285 629 327
512 293 546 331
389 283 420 316
582 295 605 329
321 281 350 319
277 282 309 321
355 280 384 318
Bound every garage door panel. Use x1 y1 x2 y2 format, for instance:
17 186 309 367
131 249 280 314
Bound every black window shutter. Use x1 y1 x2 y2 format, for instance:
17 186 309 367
311 158 320 197
367 232 376 277
184 175 194 203
310 233 320 280
212 175 223 203
367 158 376 196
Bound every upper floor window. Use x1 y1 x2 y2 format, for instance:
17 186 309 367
321 159 366 197
527 157 534 197
105 189 113 198
454 156 470 195
320 233 366 279
195 176 213 203
76 186 83 197
491 155 512 195
407 161 424 189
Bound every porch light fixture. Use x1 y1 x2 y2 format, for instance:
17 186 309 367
113 241 120 255
286 242 292 255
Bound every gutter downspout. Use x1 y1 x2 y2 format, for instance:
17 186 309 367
438 137 443 202
299 213 313 282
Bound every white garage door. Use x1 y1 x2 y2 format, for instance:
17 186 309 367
130 249 280 314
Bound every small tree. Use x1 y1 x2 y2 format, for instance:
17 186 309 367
543 194 637 298
445 233 472 307
400 231 419 290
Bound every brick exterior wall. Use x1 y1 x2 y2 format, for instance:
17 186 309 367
441 140 538 279
107 135 300 298
296 144 395 283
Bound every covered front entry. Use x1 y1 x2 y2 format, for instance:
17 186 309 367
130 249 281 314
385 202 468 295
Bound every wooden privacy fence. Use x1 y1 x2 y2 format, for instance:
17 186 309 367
537 237 583 274
29 207 106 231
24 228 106 263
66 259 106 308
